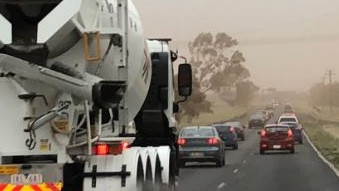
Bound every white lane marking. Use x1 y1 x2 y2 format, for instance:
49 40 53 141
233 169 239 173
303 131 339 177
217 182 226 189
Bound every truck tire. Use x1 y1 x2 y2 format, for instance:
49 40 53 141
61 163 84 191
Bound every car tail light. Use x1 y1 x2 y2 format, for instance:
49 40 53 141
287 129 293 137
261 130 267 137
229 127 235 133
208 138 219 145
92 142 129 155
177 138 186 146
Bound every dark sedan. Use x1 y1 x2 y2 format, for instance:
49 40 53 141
248 113 266 129
280 122 303 144
213 124 238 149
178 126 226 167
224 121 245 141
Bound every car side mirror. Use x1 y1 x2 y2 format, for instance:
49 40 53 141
178 63 192 97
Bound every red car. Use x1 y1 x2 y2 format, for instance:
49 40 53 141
259 124 295 154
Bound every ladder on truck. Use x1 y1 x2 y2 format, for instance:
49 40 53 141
67 0 129 155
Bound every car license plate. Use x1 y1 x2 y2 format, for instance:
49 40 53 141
0 165 19 175
190 152 204 157
273 145 281 149
11 174 43 184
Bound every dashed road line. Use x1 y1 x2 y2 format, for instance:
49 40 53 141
233 169 239 173
217 182 226 190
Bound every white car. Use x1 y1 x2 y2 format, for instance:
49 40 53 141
277 114 299 124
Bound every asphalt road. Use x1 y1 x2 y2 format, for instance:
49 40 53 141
177 117 339 191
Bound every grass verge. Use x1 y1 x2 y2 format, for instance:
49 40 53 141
178 93 250 128
298 113 339 170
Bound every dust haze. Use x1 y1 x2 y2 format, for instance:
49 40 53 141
132 0 339 92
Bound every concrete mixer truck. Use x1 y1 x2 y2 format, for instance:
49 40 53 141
0 0 192 190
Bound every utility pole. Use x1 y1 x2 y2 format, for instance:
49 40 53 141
326 69 335 114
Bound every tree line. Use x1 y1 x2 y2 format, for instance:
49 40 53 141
176 32 258 123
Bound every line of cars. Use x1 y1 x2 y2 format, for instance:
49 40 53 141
258 104 304 154
248 107 275 129
177 121 245 167
176 103 303 166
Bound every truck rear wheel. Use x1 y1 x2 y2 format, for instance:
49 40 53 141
61 163 84 191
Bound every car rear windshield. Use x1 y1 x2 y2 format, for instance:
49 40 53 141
283 122 298 128
214 125 232 133
279 117 297 123
224 122 241 128
266 126 289 133
181 127 214 137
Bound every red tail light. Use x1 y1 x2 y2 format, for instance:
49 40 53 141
287 129 293 137
93 144 109 155
261 130 267 137
178 138 186 146
208 138 219 145
229 127 235 133
92 142 129 155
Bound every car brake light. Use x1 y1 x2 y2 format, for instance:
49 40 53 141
287 129 293 137
229 127 235 132
92 142 129 155
208 138 219 145
261 130 266 137
178 138 186 146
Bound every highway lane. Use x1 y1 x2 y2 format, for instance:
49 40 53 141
177 125 339 191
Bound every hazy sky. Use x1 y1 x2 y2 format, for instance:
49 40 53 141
132 0 339 91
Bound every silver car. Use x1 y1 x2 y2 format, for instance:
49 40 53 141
178 126 225 167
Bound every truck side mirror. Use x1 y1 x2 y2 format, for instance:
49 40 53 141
178 63 192 97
